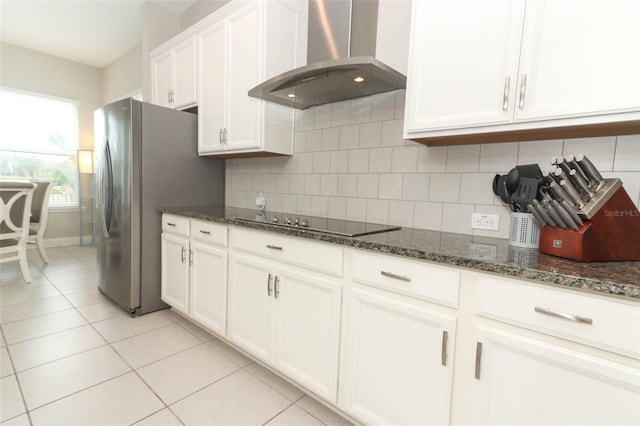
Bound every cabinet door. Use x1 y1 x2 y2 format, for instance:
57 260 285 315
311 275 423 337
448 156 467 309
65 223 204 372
340 285 456 425
225 2 261 151
198 21 226 154
190 241 227 337
173 36 198 109
404 0 525 132
272 265 342 403
160 233 189 314
471 326 640 425
515 1 640 122
151 50 174 109
227 252 272 361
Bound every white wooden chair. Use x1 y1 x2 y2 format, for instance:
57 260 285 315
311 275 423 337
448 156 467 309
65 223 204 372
27 181 53 263
1 182 37 282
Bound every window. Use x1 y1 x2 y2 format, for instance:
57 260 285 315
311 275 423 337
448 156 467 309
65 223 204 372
0 88 80 207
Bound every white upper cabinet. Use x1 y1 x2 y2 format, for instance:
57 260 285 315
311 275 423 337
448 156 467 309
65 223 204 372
197 0 307 157
515 1 640 121
404 0 640 141
150 36 198 110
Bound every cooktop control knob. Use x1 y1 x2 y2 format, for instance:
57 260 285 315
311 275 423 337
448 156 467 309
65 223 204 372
272 217 279 223
293 218 300 226
300 219 309 228
284 217 292 225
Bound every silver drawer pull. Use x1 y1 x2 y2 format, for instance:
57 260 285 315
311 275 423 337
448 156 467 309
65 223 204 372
167 222 176 227
441 330 448 367
380 270 411 282
266 245 283 251
534 306 593 325
199 230 211 235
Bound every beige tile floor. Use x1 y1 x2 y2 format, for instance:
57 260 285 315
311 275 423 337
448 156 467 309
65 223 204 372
0 246 353 426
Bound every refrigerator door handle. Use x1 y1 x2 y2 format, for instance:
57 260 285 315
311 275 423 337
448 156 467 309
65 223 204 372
97 138 113 238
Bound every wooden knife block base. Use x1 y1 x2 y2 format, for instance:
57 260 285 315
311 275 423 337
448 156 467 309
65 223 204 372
539 187 640 261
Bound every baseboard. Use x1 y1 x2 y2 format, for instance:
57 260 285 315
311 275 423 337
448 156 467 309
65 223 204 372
34 237 85 247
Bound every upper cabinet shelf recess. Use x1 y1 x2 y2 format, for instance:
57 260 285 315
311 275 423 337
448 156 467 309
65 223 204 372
403 0 640 146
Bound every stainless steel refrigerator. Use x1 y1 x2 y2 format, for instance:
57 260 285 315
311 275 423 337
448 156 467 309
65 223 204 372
94 98 225 315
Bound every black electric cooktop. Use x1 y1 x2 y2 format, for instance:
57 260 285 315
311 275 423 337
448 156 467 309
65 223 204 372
233 212 400 237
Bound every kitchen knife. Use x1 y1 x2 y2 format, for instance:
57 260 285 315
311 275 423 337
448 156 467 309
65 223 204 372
559 199 584 227
551 199 579 231
527 203 547 227
551 167 582 204
558 177 586 210
569 169 594 200
543 199 568 229
564 155 591 186
548 180 571 203
532 199 557 228
575 153 605 191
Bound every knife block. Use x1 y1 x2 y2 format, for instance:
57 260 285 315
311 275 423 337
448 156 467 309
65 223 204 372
539 186 640 261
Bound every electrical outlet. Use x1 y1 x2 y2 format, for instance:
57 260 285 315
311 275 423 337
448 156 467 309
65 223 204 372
471 213 500 231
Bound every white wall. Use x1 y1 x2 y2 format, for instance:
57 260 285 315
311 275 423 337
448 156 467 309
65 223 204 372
181 0 230 30
141 2 181 102
0 42 103 243
102 43 142 103
225 90 640 239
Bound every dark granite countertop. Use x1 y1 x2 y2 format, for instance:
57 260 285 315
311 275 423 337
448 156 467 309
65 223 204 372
160 206 640 301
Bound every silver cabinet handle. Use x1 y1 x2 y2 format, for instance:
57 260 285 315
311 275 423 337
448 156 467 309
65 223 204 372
534 306 593 325
167 222 176 227
475 342 482 380
189 249 193 266
266 245 283 251
223 128 228 143
441 330 448 366
267 273 273 296
380 270 411 282
181 247 186 263
199 230 211 235
502 76 511 111
219 128 224 144
518 73 527 109
274 276 280 299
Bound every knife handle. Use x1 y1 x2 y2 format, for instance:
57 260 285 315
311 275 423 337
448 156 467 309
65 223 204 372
527 203 547 227
575 154 604 183
551 199 579 231
543 200 568 229
559 179 585 210
532 199 556 228
565 155 591 186
568 169 594 200
560 199 584 227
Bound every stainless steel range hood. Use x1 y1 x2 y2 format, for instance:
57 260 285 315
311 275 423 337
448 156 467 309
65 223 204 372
248 0 407 110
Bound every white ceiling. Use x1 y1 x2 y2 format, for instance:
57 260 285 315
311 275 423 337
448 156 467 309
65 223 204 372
0 0 196 68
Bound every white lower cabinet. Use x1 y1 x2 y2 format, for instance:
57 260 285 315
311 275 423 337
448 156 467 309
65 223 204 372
189 241 227 335
471 325 640 425
228 251 342 403
340 284 456 425
160 232 190 313
161 215 228 337
340 249 459 425
160 218 640 425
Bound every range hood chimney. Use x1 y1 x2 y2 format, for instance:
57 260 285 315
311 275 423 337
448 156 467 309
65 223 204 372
248 0 407 110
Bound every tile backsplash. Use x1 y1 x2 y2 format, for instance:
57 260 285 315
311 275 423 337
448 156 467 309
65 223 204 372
225 90 640 239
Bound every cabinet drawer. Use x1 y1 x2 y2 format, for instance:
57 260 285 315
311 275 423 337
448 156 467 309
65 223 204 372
476 275 640 358
348 250 460 308
191 220 227 247
162 215 190 237
230 227 343 277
